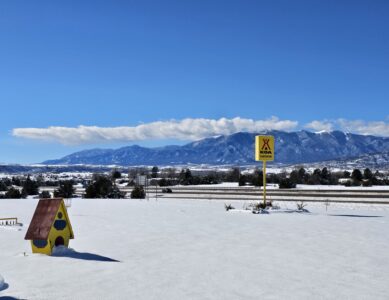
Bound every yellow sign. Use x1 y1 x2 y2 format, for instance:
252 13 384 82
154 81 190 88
255 135 274 161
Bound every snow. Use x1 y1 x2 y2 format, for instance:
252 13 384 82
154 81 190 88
181 183 389 191
178 182 240 188
51 245 76 256
295 184 389 190
1 198 389 299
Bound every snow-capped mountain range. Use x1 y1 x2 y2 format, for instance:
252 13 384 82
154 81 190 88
42 130 389 166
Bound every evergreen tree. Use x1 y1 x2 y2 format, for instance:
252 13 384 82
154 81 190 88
308 169 321 185
225 167 240 182
251 169 263 187
85 175 125 198
22 176 39 195
151 166 159 179
11 177 21 186
40 190 51 198
131 185 145 199
85 184 98 198
179 169 193 185
351 169 363 182
238 175 247 186
321 167 330 182
343 171 351 178
111 169 122 180
298 168 307 184
363 168 373 180
54 181 75 198
279 178 296 189
289 170 300 185
108 184 126 199
0 181 7 191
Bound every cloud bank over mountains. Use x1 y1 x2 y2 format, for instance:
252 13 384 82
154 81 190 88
305 119 389 136
12 117 389 145
12 117 297 145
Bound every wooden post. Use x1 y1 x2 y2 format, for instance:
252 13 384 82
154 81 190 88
263 161 267 206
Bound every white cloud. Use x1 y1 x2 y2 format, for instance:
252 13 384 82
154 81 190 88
336 119 389 136
12 117 298 145
304 119 389 136
305 120 334 132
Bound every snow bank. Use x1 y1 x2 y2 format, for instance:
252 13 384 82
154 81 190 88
51 246 75 256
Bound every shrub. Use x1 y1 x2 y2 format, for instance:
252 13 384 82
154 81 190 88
251 201 272 211
5 187 23 199
362 180 372 187
161 188 172 193
352 169 363 182
131 186 145 199
85 175 112 198
238 175 246 186
22 176 39 195
279 178 296 189
0 181 7 191
224 203 235 211
296 202 307 211
251 170 263 187
151 166 159 178
108 185 126 199
54 181 75 198
111 169 122 180
85 175 126 199
344 180 352 187
40 190 51 198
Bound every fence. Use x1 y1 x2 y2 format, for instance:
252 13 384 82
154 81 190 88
0 217 19 226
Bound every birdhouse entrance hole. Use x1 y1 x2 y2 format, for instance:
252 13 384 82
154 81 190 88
55 236 65 247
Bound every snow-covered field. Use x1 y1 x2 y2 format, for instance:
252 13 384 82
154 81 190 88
1 198 389 299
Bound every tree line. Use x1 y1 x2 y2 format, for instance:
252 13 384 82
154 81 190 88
1 167 388 199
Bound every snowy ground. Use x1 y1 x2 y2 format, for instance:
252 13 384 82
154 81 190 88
175 182 389 190
1 198 389 299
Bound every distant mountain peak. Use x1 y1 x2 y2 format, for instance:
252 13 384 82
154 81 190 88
43 130 389 166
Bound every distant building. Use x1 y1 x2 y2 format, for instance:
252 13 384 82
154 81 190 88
25 198 74 255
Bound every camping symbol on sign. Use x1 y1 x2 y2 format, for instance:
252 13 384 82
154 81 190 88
255 135 275 161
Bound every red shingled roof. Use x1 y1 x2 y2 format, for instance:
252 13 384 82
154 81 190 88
25 198 69 240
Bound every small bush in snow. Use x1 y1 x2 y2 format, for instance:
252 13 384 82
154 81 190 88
224 203 235 211
296 202 308 212
250 201 272 212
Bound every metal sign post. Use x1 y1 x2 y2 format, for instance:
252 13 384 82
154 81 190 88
255 135 275 206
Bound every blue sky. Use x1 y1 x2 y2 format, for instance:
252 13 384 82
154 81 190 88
1 0 389 163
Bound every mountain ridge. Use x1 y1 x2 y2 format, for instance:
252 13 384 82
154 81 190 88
43 130 389 166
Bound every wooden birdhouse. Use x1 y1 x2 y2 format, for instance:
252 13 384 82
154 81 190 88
25 198 74 255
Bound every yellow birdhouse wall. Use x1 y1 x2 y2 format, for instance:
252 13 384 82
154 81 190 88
48 202 73 248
